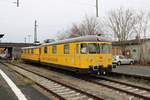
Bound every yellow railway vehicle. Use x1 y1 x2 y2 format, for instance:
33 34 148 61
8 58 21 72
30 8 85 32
21 35 112 74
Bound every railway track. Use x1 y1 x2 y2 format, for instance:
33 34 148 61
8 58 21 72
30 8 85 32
4 61 150 100
0 61 103 100
84 76 150 100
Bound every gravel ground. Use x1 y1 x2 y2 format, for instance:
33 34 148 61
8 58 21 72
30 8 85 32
16 63 141 100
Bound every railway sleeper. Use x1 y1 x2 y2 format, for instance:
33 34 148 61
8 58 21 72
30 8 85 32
67 95 90 100
48 82 55 85
51 87 66 91
57 90 75 95
52 83 60 86
128 89 139 92
123 87 132 90
50 85 62 88
137 90 147 94
144 93 150 97
63 93 81 97
54 88 70 93
119 85 127 89
65 94 87 100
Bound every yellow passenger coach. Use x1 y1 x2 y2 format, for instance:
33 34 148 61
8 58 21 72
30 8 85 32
21 35 112 74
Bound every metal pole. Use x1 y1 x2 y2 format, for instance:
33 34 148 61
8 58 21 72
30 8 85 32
96 0 99 17
34 20 37 43
24 37 26 43
17 0 19 7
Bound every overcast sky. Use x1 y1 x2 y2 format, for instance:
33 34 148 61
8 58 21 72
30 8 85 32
0 0 150 43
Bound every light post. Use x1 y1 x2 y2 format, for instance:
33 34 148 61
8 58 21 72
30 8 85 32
96 0 99 17
34 20 38 43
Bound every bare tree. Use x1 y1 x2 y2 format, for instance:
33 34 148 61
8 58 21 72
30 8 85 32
69 16 106 38
83 16 99 35
57 16 108 40
56 29 70 40
69 24 81 37
108 8 137 52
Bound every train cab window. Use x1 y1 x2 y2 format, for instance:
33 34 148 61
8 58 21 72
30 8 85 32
88 43 100 54
80 43 88 54
44 47 47 54
52 46 57 54
80 43 100 54
64 44 69 54
100 44 112 54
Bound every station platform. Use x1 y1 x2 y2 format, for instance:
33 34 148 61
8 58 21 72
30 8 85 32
112 65 150 77
0 63 49 100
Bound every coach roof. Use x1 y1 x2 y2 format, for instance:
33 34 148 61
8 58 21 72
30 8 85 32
42 35 110 46
22 35 111 49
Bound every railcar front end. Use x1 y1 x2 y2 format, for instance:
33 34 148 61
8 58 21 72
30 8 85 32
79 42 112 75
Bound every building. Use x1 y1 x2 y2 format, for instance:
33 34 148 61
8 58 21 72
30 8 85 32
112 38 150 64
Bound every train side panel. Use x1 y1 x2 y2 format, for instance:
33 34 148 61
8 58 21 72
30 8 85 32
21 48 40 62
40 43 81 69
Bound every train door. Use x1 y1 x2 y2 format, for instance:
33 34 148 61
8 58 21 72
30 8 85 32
74 44 80 67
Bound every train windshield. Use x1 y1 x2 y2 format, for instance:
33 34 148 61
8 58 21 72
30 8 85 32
80 43 112 54
100 44 112 54
88 43 100 54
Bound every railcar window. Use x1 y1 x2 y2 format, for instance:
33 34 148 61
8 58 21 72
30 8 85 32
80 43 88 54
52 46 57 54
64 44 69 54
44 47 47 54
